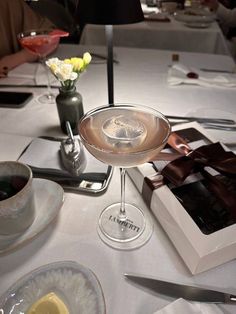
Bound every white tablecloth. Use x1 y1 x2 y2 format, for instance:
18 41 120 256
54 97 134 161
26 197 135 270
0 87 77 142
80 17 230 55
0 45 235 314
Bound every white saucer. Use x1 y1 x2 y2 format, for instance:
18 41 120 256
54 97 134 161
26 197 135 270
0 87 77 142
0 178 64 255
0 261 106 313
174 8 216 23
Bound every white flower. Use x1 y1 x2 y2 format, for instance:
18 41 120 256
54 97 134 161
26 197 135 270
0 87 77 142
45 58 60 67
47 60 78 82
46 53 92 89
54 63 78 82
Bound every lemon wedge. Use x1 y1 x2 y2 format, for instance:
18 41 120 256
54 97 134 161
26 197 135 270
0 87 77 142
27 292 69 314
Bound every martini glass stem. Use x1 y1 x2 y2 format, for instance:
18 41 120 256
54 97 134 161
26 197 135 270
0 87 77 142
119 167 127 220
34 62 40 85
41 56 53 100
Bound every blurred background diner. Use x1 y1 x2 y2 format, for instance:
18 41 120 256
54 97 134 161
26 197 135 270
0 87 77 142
202 0 236 57
0 0 55 76
27 0 81 43
1 0 236 61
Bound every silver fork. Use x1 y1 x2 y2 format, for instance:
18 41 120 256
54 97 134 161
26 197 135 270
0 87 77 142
198 123 236 131
170 121 236 131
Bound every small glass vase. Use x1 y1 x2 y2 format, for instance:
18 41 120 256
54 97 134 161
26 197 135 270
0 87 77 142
56 86 84 135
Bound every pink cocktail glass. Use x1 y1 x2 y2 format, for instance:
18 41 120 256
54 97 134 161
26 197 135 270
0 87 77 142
18 29 61 104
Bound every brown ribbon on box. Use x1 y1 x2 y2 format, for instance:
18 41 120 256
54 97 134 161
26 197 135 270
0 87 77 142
162 133 236 218
142 173 164 206
163 142 236 183
142 133 236 218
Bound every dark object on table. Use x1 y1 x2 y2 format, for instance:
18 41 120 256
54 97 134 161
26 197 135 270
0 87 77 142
171 175 236 234
163 127 211 148
172 53 179 62
187 71 199 79
56 87 84 135
0 91 33 108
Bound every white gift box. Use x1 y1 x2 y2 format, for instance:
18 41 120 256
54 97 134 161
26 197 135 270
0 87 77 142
128 122 236 274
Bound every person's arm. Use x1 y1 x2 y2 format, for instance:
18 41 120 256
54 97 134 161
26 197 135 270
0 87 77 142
0 49 38 77
0 0 57 77
217 3 236 27
202 0 236 27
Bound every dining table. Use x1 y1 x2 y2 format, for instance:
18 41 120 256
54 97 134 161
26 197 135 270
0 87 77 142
0 44 235 314
79 11 230 56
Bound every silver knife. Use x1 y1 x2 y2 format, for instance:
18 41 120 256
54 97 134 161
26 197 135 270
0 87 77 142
165 115 235 125
0 84 59 88
200 68 235 73
124 274 236 304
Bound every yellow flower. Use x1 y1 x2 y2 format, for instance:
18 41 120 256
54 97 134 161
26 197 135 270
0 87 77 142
83 52 92 65
70 58 84 72
64 59 71 64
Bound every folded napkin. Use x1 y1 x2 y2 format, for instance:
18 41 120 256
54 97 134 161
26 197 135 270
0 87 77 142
168 63 236 88
154 298 223 314
141 3 158 14
4 63 59 86
18 138 108 182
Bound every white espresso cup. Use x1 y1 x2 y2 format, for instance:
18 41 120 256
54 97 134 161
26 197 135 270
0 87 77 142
0 161 35 235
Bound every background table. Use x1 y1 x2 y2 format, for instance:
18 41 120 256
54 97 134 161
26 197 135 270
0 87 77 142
80 17 230 55
0 45 235 314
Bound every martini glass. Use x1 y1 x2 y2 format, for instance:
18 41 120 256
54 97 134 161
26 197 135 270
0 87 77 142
79 104 171 249
18 29 60 104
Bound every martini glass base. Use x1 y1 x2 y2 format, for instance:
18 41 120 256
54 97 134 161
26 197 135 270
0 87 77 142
38 93 55 104
98 203 153 250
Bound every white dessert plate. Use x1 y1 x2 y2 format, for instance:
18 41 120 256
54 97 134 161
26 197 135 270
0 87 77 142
0 260 106 313
174 8 216 23
0 178 64 255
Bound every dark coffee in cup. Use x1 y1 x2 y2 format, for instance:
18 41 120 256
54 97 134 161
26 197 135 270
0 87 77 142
0 161 35 236
0 175 28 201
